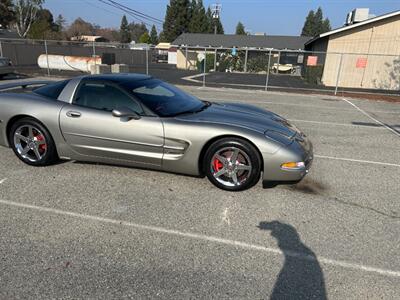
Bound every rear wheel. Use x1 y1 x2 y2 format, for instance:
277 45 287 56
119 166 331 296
204 138 261 191
9 118 58 166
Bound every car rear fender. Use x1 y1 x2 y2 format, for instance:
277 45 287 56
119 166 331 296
0 94 69 156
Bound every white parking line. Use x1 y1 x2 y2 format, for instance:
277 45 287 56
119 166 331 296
182 73 208 83
0 199 399 278
0 178 7 184
342 98 400 138
315 155 400 167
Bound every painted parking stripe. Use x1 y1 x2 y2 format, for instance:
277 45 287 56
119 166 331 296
342 98 400 138
0 178 7 184
315 155 400 167
0 199 399 278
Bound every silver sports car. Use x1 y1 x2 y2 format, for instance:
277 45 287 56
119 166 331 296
0 74 313 191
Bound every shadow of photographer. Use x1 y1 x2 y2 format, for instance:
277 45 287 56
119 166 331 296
258 221 327 300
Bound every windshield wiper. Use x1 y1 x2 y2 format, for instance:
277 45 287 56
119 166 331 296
194 101 212 113
171 110 197 117
171 102 212 117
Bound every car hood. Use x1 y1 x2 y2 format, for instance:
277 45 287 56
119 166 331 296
176 102 298 137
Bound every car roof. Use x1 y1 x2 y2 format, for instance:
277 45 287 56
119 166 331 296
82 73 153 83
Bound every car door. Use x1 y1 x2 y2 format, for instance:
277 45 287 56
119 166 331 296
59 80 164 167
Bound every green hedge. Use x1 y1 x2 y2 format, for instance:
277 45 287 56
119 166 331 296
216 51 245 72
247 55 270 73
197 53 216 72
304 65 324 85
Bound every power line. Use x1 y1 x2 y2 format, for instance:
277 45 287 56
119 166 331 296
81 0 122 17
98 0 162 29
106 0 163 24
98 0 162 31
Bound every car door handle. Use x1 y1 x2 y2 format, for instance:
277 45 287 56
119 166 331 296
66 111 81 118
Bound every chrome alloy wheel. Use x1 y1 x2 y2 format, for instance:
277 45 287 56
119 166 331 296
13 125 48 162
210 147 252 187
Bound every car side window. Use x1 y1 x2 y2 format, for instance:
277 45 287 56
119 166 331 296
74 82 144 114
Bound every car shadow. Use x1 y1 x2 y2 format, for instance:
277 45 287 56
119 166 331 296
257 221 327 300
352 121 400 132
287 178 327 195
72 160 206 179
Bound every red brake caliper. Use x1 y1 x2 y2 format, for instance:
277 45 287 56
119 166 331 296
213 157 223 172
35 133 47 153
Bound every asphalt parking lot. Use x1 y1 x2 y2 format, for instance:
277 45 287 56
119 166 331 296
0 83 399 299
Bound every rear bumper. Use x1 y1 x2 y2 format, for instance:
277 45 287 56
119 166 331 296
262 138 313 183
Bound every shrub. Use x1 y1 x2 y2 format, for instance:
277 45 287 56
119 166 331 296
197 53 216 72
304 65 324 85
216 51 245 72
247 54 270 73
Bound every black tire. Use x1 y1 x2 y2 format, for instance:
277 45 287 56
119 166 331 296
9 117 58 166
204 137 261 191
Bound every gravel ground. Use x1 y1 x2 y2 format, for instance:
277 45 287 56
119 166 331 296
0 82 399 299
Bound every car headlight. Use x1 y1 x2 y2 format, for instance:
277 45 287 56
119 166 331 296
264 130 292 146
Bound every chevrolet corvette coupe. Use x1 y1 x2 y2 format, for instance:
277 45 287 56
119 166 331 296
0 74 313 191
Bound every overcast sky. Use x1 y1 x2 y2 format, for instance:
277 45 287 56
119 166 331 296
44 0 400 35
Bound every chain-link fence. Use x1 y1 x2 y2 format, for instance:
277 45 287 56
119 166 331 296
0 38 153 78
0 38 399 96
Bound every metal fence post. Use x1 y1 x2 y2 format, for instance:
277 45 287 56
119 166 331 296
185 46 188 70
92 41 96 58
44 40 50 76
203 48 206 87
146 47 149 75
0 40 3 57
276 50 281 74
334 53 344 95
265 49 272 91
214 48 217 72
244 48 248 73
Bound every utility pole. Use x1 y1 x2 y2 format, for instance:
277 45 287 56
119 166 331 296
211 3 222 35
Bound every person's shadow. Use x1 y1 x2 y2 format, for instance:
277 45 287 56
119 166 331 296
258 221 327 300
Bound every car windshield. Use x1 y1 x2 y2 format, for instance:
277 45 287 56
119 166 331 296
122 79 206 117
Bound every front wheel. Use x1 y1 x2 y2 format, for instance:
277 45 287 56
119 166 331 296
9 118 58 166
204 138 261 191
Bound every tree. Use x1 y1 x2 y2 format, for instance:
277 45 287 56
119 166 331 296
55 14 66 32
163 0 191 42
128 21 147 42
66 17 95 39
301 10 315 36
301 7 331 37
188 0 208 33
158 30 166 42
0 0 15 29
206 6 223 34
321 18 331 34
28 8 58 39
235 21 246 35
14 0 44 37
149 25 158 45
139 31 150 44
120 15 130 43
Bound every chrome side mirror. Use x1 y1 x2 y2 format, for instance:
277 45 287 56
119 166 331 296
112 107 141 120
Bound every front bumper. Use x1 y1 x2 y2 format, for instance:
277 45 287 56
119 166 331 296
262 137 313 183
